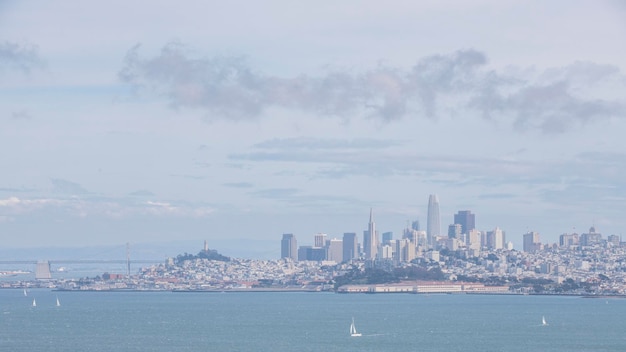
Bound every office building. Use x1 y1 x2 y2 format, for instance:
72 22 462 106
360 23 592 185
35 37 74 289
382 231 393 244
448 224 462 239
467 229 481 251
281 233 298 261
395 238 415 263
559 233 579 247
403 228 418 244
380 243 394 260
427 195 441 246
581 226 602 246
453 210 475 234
523 231 541 253
314 233 327 248
342 232 358 262
326 238 343 263
607 234 620 246
297 246 325 261
486 227 505 250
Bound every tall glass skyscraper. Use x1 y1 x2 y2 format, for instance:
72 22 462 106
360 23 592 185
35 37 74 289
427 194 440 247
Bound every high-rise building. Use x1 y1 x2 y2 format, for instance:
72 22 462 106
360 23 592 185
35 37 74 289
342 232 358 262
607 234 620 246
363 208 378 259
403 228 418 244
581 226 602 246
382 231 393 244
559 233 579 247
380 244 394 259
453 210 475 234
395 238 415 263
448 224 462 239
468 229 482 251
523 231 541 253
486 227 505 250
297 246 325 261
411 220 420 231
281 233 298 261
326 239 343 263
427 194 441 246
314 233 327 248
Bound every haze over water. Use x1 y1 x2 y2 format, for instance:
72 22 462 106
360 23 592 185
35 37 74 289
1 290 624 351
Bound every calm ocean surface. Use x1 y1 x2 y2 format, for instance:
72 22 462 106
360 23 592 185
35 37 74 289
1 289 625 352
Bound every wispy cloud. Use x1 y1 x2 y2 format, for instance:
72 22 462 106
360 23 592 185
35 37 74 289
231 138 626 202
119 42 626 133
128 190 155 197
223 182 254 189
253 137 402 150
250 188 299 199
249 187 364 209
0 41 44 73
0 196 215 219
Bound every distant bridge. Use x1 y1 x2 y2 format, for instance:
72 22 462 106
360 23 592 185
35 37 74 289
0 259 164 279
0 260 162 264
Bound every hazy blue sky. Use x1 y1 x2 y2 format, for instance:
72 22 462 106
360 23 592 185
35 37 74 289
1 0 625 252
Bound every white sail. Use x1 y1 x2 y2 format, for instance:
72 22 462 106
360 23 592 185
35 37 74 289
542 316 547 326
350 318 362 337
56 297 61 307
32 298 36 307
23 289 27 297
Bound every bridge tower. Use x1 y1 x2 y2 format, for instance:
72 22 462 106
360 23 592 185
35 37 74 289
35 261 52 279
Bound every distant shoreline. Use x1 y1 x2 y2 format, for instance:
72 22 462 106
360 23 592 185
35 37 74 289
40 287 626 298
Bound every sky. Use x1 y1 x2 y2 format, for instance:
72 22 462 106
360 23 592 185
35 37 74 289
1 0 626 257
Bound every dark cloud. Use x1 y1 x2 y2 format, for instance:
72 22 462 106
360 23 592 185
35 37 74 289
10 110 32 120
0 41 44 72
120 42 626 133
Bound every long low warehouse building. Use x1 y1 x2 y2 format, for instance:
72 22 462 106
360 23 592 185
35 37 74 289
337 281 510 294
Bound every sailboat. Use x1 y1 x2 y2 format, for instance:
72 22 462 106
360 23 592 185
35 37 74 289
23 289 27 297
32 298 36 307
56 296 61 307
350 318 362 337
542 316 548 326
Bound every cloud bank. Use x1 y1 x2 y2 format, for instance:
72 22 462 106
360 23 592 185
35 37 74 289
120 42 626 133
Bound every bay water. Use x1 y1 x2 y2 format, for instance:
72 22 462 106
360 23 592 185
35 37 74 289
1 289 625 351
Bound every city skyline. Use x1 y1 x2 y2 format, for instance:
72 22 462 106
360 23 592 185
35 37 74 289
277 202 614 261
1 1 625 250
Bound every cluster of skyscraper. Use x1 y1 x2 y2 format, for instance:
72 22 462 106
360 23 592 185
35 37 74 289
281 194 519 263
522 226 615 253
